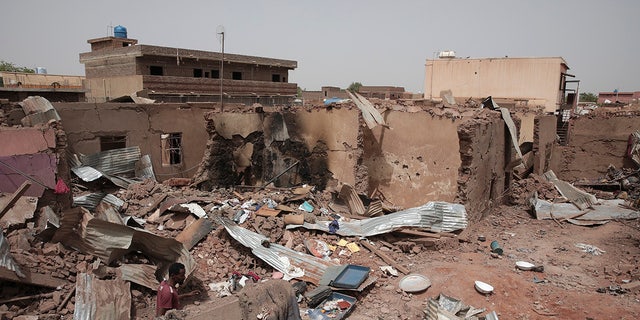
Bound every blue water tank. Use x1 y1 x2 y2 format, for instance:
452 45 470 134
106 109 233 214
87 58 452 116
114 25 127 38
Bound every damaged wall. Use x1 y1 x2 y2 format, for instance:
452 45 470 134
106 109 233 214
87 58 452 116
55 102 217 180
363 111 461 207
533 115 557 175
193 108 360 190
550 112 640 181
457 111 510 221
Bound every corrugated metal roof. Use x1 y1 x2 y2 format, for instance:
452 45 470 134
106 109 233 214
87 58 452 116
543 170 598 210
118 264 159 291
215 216 339 285
19 96 55 115
288 201 467 237
0 227 25 278
74 273 132 320
347 91 387 129
136 155 156 181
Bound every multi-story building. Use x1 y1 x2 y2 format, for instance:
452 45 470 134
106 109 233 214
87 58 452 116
79 27 298 104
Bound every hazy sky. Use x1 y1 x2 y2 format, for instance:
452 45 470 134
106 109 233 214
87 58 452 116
2 0 638 94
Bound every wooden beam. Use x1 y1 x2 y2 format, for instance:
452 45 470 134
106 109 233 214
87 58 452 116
0 181 31 219
360 240 410 275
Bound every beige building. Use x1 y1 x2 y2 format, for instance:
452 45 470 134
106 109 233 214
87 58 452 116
424 56 578 113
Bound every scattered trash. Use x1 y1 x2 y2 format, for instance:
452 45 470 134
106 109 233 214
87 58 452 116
477 235 486 242
380 266 399 277
575 243 606 255
398 274 431 293
424 293 489 319
329 265 370 289
474 280 494 294
533 276 548 284
299 201 314 213
596 285 629 295
516 261 544 272
490 240 503 255
307 292 356 320
328 219 340 234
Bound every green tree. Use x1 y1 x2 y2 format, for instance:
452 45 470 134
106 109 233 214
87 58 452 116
579 92 597 103
347 82 362 92
297 86 302 98
0 60 35 73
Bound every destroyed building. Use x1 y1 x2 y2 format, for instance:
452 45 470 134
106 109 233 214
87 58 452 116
80 27 297 104
2 29 640 319
0 71 85 102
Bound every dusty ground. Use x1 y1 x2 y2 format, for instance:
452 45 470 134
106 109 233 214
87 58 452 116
134 203 640 320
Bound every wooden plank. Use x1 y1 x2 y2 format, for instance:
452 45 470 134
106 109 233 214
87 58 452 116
0 267 67 288
360 240 410 275
0 181 31 219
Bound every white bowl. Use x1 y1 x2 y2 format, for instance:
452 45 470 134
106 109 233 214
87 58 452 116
516 261 535 271
474 280 494 294
399 274 432 293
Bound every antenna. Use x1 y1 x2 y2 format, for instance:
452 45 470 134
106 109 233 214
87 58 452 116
216 25 225 111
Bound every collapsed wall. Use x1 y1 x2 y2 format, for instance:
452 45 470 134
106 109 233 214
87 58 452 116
551 111 640 181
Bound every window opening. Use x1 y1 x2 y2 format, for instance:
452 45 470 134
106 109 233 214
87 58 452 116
272 74 281 82
211 70 220 79
161 133 183 166
232 72 242 80
100 136 126 151
193 68 203 77
150 66 163 76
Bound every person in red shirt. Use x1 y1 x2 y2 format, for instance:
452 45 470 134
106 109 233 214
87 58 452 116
156 262 200 316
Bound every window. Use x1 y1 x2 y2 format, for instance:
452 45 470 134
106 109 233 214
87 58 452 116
232 72 242 80
205 71 210 78
193 68 203 77
161 133 183 166
272 74 281 82
100 136 126 151
150 66 163 76
211 70 220 79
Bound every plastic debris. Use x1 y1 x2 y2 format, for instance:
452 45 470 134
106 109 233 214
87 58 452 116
575 243 606 255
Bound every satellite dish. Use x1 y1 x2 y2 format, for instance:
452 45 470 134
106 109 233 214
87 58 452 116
216 25 225 46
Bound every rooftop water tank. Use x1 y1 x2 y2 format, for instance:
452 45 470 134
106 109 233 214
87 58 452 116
114 25 127 38
35 67 47 74
438 50 456 59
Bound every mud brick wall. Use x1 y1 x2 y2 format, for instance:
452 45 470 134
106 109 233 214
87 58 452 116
457 112 509 221
362 111 461 208
550 112 640 181
533 115 557 175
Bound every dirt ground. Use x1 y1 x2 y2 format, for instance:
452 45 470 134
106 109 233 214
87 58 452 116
134 203 640 320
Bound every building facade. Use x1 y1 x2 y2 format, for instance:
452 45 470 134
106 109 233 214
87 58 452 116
598 91 640 104
0 72 85 102
80 35 298 104
424 56 578 113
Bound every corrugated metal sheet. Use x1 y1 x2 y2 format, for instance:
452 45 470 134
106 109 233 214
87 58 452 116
136 155 156 181
0 227 25 278
215 216 339 284
288 201 467 237
347 91 387 129
73 193 124 212
338 184 365 216
543 170 598 210
52 207 195 278
21 108 61 126
532 197 640 222
72 166 103 182
79 147 141 176
19 96 56 115
118 264 159 291
74 273 132 320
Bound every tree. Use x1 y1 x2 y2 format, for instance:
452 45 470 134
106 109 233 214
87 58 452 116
579 92 597 103
347 82 362 92
297 86 302 98
0 60 35 73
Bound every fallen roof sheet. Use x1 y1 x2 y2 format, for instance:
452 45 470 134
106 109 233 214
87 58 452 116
74 273 132 320
0 227 25 278
118 264 159 291
52 207 194 278
73 193 124 212
288 201 467 237
20 96 56 115
543 170 598 210
71 147 156 188
531 197 640 225
347 91 387 129
482 96 523 159
215 215 339 285
338 183 365 216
